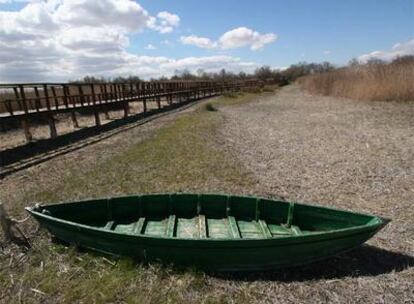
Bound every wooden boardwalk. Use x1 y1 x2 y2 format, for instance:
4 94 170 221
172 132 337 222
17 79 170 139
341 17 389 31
0 80 256 142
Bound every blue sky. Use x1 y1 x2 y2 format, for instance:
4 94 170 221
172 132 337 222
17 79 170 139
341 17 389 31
0 0 413 82
136 0 414 66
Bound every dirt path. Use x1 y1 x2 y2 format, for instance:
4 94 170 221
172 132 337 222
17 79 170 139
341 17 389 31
217 85 414 302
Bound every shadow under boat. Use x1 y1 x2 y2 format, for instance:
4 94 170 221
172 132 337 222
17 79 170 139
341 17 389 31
207 245 414 282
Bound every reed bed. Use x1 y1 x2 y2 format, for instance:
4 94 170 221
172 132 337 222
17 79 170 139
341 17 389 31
298 57 414 101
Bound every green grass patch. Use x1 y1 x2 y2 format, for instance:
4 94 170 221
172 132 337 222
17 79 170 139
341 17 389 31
203 102 218 112
1 91 267 303
26 99 254 204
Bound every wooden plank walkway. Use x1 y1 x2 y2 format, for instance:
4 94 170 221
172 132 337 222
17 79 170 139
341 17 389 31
0 80 258 142
0 89 207 118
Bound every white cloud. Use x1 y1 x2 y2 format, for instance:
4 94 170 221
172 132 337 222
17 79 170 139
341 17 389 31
0 1 269 82
59 27 129 52
219 27 277 51
53 0 150 32
0 2 59 37
180 27 277 51
358 39 414 63
180 35 217 49
0 0 193 82
157 11 180 27
0 0 31 3
0 2 274 84
144 43 156 50
147 11 180 33
323 50 331 55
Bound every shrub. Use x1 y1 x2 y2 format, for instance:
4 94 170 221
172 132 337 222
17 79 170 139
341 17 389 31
204 103 218 112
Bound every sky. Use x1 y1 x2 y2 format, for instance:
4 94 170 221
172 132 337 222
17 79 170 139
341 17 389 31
0 0 413 82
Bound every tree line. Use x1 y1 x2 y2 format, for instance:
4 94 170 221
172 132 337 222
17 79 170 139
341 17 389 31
73 56 413 85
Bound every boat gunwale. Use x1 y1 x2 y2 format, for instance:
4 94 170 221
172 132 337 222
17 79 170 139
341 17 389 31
25 193 388 244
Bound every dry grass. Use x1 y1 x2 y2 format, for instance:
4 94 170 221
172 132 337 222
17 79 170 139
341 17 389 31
298 58 414 101
218 85 414 303
0 92 263 303
0 86 412 303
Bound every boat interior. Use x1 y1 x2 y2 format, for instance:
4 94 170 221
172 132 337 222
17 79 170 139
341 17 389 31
37 194 376 239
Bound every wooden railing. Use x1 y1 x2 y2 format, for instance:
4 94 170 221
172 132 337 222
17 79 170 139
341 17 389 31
0 80 258 142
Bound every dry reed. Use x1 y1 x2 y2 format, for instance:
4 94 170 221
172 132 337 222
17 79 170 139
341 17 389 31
298 57 414 101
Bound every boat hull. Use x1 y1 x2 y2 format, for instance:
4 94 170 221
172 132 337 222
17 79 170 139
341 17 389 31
27 194 387 271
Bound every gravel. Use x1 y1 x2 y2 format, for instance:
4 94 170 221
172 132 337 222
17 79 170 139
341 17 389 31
216 84 414 303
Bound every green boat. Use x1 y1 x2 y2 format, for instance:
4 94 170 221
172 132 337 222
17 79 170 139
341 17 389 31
26 193 388 271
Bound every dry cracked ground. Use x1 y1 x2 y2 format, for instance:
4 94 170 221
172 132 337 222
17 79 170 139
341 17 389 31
1 85 413 303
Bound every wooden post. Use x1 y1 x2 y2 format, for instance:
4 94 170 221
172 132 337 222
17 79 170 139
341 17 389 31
123 102 129 118
129 83 134 100
143 98 147 113
102 84 110 119
62 85 69 108
71 112 79 128
110 84 115 101
122 84 130 118
34 87 41 112
137 83 141 100
67 86 76 109
21 118 33 142
12 87 21 113
48 115 57 138
121 84 126 101
94 111 101 126
90 84 97 106
177 84 181 102
102 84 108 102
114 84 119 100
78 85 85 106
90 84 101 125
19 85 29 114
51 86 59 110
43 84 51 111
108 84 113 101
